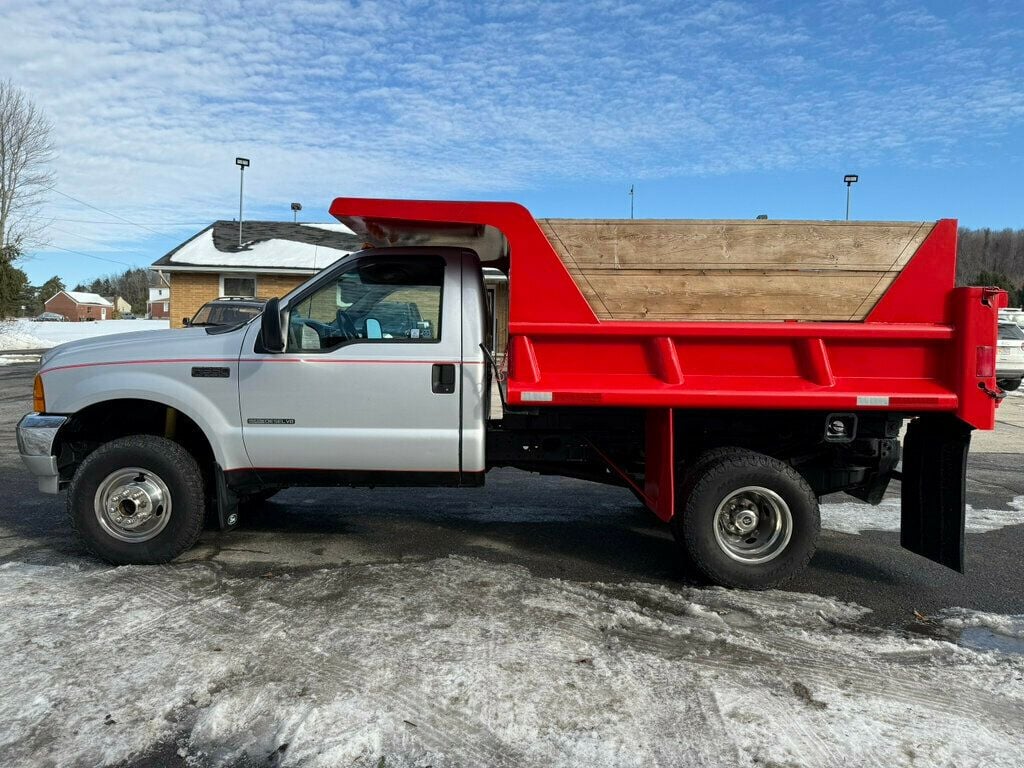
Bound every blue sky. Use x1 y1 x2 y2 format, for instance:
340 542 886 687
2 0 1023 287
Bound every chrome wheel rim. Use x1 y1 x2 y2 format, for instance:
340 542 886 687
712 486 792 564
94 467 172 543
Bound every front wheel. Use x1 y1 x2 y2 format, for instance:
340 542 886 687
671 450 819 589
68 435 206 564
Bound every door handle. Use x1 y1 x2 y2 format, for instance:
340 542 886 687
432 363 456 394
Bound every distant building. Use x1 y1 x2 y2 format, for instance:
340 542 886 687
103 296 133 316
148 286 170 319
151 220 361 327
44 291 113 322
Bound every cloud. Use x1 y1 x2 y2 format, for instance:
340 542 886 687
0 0 1022 263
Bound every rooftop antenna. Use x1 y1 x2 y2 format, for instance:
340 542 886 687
629 184 635 219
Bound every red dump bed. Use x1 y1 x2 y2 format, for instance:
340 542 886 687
330 198 1005 432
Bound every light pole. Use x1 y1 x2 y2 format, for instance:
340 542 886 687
844 174 858 220
291 202 302 223
629 184 635 219
235 157 250 245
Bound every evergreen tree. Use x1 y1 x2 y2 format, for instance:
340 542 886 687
38 275 64 302
0 245 29 318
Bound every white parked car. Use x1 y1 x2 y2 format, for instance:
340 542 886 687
997 322 1024 392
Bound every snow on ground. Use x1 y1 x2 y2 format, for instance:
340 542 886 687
0 319 169 350
0 355 41 366
0 555 1022 767
820 495 1024 535
940 608 1024 640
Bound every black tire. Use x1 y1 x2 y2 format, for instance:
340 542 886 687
670 449 819 589
997 378 1022 392
68 435 206 564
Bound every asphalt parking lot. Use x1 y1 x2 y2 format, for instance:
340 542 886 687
2 359 1023 767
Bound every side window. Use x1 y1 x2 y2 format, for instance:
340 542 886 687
287 257 444 352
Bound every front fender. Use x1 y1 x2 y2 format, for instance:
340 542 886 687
40 363 249 471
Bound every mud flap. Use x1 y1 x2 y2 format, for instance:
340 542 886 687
214 464 240 531
900 415 971 572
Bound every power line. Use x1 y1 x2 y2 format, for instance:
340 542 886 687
41 243 135 268
49 225 158 258
46 217 209 227
47 187 169 237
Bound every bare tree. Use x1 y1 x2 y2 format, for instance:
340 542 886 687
0 79 55 257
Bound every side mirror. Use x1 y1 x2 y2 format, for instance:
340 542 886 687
182 317 190 327
260 297 285 352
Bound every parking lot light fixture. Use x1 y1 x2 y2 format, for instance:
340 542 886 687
844 174 859 220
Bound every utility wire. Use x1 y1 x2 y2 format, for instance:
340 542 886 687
42 243 135 268
47 188 169 237
49 225 157 258
46 217 209 227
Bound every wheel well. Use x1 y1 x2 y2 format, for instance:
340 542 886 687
56 399 216 487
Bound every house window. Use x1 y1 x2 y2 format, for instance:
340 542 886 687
220 274 257 297
163 302 169 311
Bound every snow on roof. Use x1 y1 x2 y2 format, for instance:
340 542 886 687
155 221 362 272
64 291 113 307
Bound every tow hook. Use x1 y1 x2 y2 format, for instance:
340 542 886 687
978 382 1007 401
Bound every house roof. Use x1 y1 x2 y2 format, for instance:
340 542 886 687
51 291 113 307
152 220 363 274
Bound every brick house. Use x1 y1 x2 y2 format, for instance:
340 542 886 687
151 221 361 327
44 291 113 321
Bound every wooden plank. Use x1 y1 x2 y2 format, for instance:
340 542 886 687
539 219 933 322
574 272 899 321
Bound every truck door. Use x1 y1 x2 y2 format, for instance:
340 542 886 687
237 251 464 483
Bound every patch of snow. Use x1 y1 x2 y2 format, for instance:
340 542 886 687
821 496 1024 535
0 319 170 350
169 227 353 270
0 354 40 366
940 608 1024 640
300 222 356 234
61 290 112 306
0 556 1022 767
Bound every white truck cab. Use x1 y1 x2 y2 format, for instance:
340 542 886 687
18 247 491 564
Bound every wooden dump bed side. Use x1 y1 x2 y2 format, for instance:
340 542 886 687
537 219 934 321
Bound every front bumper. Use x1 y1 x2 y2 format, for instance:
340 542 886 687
16 413 68 494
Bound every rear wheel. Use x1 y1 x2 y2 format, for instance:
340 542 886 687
671 449 819 589
68 435 206 564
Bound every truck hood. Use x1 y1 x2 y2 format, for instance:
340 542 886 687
40 325 247 370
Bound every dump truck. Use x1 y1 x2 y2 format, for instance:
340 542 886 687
16 198 1007 588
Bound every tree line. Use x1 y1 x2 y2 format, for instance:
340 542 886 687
0 256 156 318
957 227 1024 306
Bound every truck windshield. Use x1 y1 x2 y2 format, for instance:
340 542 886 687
998 324 1024 340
